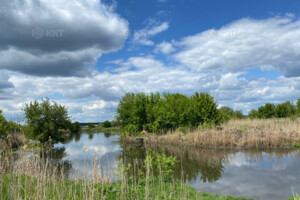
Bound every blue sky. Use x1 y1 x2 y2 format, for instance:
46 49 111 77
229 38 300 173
0 0 300 122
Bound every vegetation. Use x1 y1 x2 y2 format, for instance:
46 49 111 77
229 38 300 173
143 118 300 148
71 121 81 134
24 98 72 143
103 120 112 128
0 110 8 138
219 106 244 121
116 92 222 135
248 100 299 119
0 149 251 200
88 123 96 129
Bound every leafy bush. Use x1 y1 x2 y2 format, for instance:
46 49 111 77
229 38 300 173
24 98 71 143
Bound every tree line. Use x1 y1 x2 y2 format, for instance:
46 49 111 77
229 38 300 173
1 95 300 142
248 100 300 119
116 92 223 134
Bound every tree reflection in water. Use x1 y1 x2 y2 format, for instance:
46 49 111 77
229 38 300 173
120 143 296 184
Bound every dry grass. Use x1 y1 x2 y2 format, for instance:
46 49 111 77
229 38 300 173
144 118 300 148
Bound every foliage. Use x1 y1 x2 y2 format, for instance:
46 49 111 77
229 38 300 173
0 110 8 137
24 98 71 143
71 122 81 133
275 101 297 118
249 100 299 119
116 92 221 135
102 120 112 128
88 123 96 129
232 110 244 119
1 174 252 200
257 103 275 118
248 109 259 119
219 106 234 121
145 150 178 176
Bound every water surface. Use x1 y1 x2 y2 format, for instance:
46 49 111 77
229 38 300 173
52 132 300 200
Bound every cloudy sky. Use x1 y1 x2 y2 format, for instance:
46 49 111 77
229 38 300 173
1 0 300 122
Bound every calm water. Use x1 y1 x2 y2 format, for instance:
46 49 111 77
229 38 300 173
51 132 300 200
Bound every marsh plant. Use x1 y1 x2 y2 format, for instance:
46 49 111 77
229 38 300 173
0 148 250 200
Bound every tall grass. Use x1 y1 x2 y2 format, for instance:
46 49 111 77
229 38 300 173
0 149 250 200
144 118 300 148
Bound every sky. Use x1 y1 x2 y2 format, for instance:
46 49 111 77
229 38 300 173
0 0 300 122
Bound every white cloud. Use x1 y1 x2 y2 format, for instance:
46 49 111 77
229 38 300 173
154 41 175 54
174 15 300 77
133 22 169 46
2 56 300 121
0 0 129 76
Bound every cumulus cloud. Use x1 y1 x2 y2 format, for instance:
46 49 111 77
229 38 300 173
154 41 175 54
174 15 300 77
133 21 169 46
0 0 129 76
2 55 300 121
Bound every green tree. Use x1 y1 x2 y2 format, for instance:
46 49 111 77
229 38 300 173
88 123 95 129
232 110 244 119
71 122 81 133
0 110 8 137
24 98 71 143
102 120 112 128
219 106 234 121
297 99 300 113
248 109 259 119
275 101 297 118
258 103 275 118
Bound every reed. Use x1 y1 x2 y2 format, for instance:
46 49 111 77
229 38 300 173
144 118 300 148
0 149 251 200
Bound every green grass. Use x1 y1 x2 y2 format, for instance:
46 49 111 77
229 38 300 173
0 174 252 200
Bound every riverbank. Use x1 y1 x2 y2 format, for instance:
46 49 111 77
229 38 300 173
142 118 300 148
0 174 253 200
0 149 252 200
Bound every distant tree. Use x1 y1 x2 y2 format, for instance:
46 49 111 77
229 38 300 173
232 110 244 119
88 123 96 129
0 110 8 137
258 103 275 118
71 122 81 133
248 109 259 119
24 98 71 143
275 101 297 118
297 99 300 113
102 120 112 128
219 106 234 121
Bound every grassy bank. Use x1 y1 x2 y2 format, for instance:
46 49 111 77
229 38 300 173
142 118 300 148
0 150 252 200
0 174 252 200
